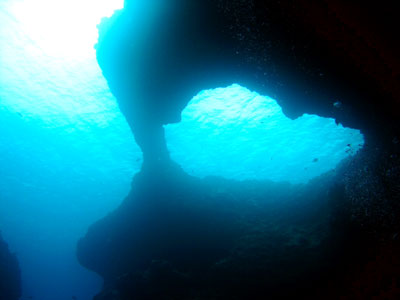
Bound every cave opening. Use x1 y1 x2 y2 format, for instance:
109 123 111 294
165 84 364 183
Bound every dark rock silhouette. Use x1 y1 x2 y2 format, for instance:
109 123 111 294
78 147 400 299
78 0 400 299
0 233 21 300
78 167 334 299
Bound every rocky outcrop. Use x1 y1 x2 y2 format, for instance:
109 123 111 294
78 165 334 299
77 145 400 299
97 0 399 163
0 233 21 300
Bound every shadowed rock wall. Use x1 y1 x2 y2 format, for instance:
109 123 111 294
0 233 21 300
78 148 400 299
78 167 336 299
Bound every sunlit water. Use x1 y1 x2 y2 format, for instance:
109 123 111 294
0 1 136 299
0 1 364 300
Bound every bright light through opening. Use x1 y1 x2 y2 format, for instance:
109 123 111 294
165 85 364 184
0 0 124 124
8 0 123 58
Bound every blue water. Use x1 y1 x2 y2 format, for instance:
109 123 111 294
0 1 136 299
166 85 363 183
0 1 364 300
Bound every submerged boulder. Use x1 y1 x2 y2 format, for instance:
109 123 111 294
78 165 333 299
0 233 21 300
77 142 400 299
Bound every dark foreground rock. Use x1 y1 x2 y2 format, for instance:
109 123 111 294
0 233 21 300
78 144 400 300
78 166 331 299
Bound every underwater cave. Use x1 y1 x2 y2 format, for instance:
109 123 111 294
1 1 400 300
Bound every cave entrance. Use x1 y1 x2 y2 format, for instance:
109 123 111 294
165 84 364 184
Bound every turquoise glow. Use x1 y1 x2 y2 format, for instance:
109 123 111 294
165 85 364 183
